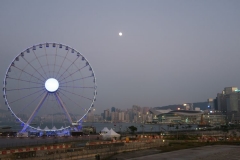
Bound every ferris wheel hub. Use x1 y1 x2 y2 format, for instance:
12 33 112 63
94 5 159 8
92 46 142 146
4 43 97 133
45 78 59 92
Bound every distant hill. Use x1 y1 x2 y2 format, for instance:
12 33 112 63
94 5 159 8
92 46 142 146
154 102 209 111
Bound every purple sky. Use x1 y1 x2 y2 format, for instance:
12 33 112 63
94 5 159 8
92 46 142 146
0 0 240 114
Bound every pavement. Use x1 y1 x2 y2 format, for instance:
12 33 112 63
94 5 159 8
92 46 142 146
108 149 160 160
110 145 240 160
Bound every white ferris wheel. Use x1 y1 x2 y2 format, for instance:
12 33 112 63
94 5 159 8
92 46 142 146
3 43 97 132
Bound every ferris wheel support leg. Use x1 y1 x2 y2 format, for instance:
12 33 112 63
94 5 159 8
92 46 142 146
54 93 73 125
21 92 48 132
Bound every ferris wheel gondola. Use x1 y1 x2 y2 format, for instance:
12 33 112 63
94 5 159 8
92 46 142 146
3 43 97 133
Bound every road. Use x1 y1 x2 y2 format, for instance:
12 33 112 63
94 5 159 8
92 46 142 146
127 145 240 160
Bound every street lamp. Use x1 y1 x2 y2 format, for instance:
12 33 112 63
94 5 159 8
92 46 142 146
119 125 122 134
140 124 144 135
88 134 90 148
88 130 90 144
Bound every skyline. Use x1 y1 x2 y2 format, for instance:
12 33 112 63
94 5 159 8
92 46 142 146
0 0 240 115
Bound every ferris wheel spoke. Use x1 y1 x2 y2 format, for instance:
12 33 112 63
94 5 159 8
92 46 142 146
8 89 45 104
20 90 47 115
4 42 96 133
54 93 73 124
60 75 93 85
32 50 48 79
55 49 69 79
6 86 43 91
21 92 48 132
21 57 46 81
59 88 92 101
58 90 85 110
13 66 44 82
7 77 43 85
53 45 58 78
60 85 94 89
59 65 87 82
44 45 51 77
57 56 79 80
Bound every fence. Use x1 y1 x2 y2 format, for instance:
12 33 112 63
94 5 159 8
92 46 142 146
0 139 167 160
0 136 95 149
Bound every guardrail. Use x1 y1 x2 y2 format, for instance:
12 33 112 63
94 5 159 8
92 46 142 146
0 139 167 160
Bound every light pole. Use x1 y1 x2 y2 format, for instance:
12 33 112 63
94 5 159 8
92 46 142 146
88 130 90 144
140 124 144 135
119 125 122 134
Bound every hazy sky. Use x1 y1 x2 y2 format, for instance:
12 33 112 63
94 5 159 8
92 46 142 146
0 0 240 114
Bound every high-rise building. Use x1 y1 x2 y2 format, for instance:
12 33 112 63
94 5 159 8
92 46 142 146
104 109 110 120
125 113 130 122
111 112 115 121
183 103 190 110
207 98 214 110
224 87 238 94
216 87 240 123
142 107 149 114
118 112 125 122
87 112 94 122
111 107 116 112
132 105 141 112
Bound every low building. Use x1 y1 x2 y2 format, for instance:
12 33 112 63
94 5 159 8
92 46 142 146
151 109 203 124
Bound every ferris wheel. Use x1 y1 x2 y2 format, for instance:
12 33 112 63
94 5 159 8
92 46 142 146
3 43 97 132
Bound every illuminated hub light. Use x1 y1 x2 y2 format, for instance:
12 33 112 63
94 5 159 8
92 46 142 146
45 78 59 92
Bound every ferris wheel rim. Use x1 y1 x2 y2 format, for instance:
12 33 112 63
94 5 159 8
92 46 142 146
3 42 97 132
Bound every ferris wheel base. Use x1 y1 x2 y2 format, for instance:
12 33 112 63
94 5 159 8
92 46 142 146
18 122 82 135
72 121 83 131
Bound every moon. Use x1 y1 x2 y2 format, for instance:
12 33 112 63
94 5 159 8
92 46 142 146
119 32 123 36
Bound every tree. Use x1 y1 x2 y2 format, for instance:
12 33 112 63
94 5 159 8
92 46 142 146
128 126 137 134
